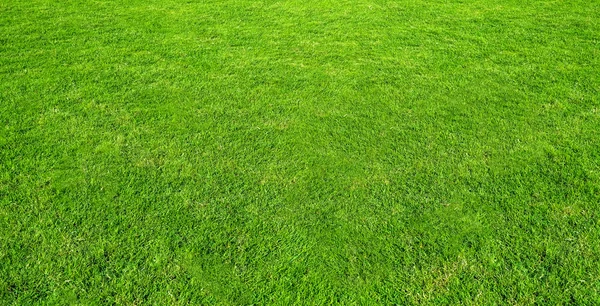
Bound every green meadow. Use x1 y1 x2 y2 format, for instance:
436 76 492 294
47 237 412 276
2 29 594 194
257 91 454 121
1 0 599 304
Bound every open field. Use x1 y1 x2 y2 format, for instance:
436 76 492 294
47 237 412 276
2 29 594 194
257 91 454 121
1 0 599 304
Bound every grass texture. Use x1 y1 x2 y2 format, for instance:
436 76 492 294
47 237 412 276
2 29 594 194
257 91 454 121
1 0 600 304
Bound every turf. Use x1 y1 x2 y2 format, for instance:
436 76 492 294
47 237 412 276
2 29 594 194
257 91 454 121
1 0 599 304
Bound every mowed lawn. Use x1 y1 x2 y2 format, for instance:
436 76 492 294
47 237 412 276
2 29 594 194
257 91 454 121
1 0 599 304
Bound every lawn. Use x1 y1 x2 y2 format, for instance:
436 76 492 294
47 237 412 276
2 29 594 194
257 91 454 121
1 0 599 304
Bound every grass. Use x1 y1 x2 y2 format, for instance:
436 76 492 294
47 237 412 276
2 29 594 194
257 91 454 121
1 0 599 304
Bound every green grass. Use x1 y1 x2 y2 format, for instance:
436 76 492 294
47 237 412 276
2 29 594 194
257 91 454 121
1 0 599 304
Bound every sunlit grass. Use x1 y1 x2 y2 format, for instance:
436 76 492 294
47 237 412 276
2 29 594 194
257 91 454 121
1 0 599 304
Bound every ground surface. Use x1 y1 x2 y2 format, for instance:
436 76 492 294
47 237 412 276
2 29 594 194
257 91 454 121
1 0 600 304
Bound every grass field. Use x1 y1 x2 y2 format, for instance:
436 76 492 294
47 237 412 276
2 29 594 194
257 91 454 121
1 0 600 304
